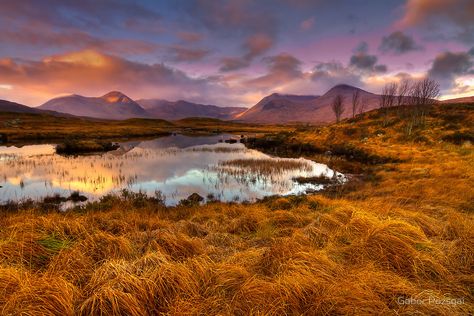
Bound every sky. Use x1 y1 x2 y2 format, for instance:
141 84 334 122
0 0 473 107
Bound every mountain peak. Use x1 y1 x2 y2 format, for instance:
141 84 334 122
329 84 358 91
101 91 133 103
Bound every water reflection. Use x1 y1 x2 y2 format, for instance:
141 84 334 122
0 134 344 205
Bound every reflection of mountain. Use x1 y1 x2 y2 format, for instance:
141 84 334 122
112 141 142 155
132 134 236 149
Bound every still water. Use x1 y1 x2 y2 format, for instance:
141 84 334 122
0 134 343 205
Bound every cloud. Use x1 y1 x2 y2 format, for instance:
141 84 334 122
428 50 473 88
0 26 159 56
244 53 303 89
220 33 275 72
379 31 423 54
349 42 387 73
176 31 204 43
397 0 474 43
219 57 251 72
184 1 278 72
300 17 315 30
0 50 228 106
0 1 162 56
166 46 210 62
243 33 274 60
1 0 161 29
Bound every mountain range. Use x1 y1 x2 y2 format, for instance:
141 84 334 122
39 91 149 120
235 84 381 123
137 99 246 120
1 84 471 123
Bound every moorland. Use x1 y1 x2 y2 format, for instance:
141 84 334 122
0 102 473 315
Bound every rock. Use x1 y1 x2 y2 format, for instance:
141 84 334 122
179 193 205 206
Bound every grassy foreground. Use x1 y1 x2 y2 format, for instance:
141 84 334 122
0 104 473 315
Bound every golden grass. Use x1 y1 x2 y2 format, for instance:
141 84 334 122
0 103 473 314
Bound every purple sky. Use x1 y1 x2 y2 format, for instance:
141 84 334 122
0 0 473 107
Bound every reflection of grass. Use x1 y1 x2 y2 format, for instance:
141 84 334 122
56 140 119 154
186 146 244 153
0 103 473 314
219 158 313 175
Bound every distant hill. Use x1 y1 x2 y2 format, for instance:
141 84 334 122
441 96 474 104
38 91 149 120
0 99 45 114
235 85 380 123
2 85 472 123
0 99 73 117
137 99 246 120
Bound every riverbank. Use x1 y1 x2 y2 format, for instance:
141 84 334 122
0 112 286 145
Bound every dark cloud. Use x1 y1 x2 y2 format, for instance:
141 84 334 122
428 51 473 88
310 61 363 91
373 64 388 73
350 54 377 70
350 42 387 73
379 31 423 54
469 47 474 56
244 53 303 89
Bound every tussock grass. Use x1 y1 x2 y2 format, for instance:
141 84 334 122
0 103 472 314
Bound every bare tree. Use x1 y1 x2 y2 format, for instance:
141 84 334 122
405 78 440 135
351 90 360 118
359 97 367 115
380 83 398 126
380 82 397 109
396 79 410 107
396 79 410 118
332 94 345 123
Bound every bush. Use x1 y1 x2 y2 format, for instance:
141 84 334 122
442 131 474 145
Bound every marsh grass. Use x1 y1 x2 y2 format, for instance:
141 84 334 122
0 103 472 314
218 158 313 175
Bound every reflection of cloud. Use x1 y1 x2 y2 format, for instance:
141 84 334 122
0 135 338 205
